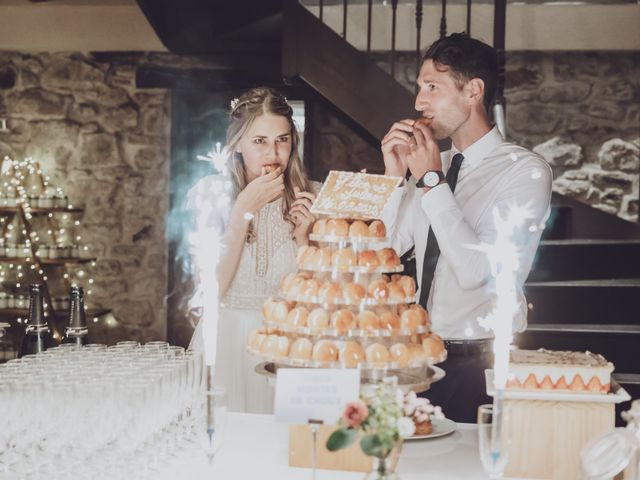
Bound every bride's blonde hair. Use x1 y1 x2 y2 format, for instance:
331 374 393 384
226 87 311 243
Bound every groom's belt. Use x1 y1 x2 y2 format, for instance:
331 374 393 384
443 338 493 357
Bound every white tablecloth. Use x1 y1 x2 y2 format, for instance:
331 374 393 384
159 412 495 480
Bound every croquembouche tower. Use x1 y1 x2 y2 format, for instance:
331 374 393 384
247 171 446 391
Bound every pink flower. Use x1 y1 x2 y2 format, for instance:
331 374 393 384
342 400 369 428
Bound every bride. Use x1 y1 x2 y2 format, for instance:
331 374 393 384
188 87 317 413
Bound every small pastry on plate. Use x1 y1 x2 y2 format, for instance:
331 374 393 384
308 308 330 331
326 219 349 237
330 309 356 334
339 341 366 368
318 281 341 304
389 343 411 367
312 218 327 235
366 343 390 365
358 250 380 269
368 220 386 238
387 283 406 303
379 311 401 330
299 279 321 299
349 220 370 238
377 248 400 268
357 310 380 331
270 301 291 324
343 282 366 304
313 247 333 268
367 279 389 302
422 333 445 360
400 308 425 330
332 248 357 269
287 306 309 329
289 338 313 361
396 275 417 297
312 340 339 362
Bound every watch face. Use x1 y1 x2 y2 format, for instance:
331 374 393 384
423 171 441 188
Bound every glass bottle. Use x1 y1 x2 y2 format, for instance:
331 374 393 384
18 284 56 357
62 286 89 347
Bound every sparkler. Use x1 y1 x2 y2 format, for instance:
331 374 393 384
189 141 232 462
471 202 537 473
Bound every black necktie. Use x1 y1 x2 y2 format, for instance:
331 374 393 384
418 153 464 308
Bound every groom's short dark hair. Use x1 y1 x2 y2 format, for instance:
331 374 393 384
423 33 498 112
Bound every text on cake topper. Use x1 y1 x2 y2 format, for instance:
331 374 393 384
311 171 403 219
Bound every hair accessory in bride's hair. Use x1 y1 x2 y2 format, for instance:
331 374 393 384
230 97 240 110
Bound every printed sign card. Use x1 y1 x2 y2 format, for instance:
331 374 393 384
274 368 360 424
311 171 403 219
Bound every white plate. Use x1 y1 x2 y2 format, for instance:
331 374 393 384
485 369 631 403
406 417 457 440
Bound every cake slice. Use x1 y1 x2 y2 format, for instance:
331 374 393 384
507 349 614 394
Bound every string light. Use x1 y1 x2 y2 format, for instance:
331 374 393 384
1 155 101 330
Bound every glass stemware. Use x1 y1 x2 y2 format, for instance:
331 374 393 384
0 341 208 479
477 403 510 479
199 386 227 464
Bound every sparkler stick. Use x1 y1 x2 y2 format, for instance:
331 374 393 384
475 205 532 470
190 142 232 461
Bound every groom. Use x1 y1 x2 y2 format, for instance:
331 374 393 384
380 33 552 422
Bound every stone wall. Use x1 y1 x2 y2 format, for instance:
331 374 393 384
372 51 640 222
0 51 171 344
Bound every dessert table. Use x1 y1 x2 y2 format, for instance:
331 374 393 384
158 412 523 480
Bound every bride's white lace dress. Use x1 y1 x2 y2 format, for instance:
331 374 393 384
188 175 301 413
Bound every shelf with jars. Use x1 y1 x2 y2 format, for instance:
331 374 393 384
248 217 447 393
0 156 110 351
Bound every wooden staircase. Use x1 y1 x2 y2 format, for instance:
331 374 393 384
136 0 639 419
136 0 415 141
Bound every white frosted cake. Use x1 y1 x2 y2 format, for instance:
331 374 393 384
507 349 614 394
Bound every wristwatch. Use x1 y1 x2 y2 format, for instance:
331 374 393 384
416 170 445 188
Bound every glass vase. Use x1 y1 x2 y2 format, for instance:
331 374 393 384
364 444 402 480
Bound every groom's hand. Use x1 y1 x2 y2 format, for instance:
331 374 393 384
381 119 415 178
407 118 442 180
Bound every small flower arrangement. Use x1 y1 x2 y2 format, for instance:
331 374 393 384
327 381 444 458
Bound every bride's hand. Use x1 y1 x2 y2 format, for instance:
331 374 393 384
290 187 316 246
235 167 284 215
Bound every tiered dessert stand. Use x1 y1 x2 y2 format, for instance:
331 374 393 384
248 217 446 393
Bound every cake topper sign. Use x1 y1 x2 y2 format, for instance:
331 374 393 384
311 171 403 219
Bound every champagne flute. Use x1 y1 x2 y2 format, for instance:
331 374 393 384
199 387 227 464
477 403 509 479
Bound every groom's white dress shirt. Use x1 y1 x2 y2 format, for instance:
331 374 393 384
381 127 553 340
